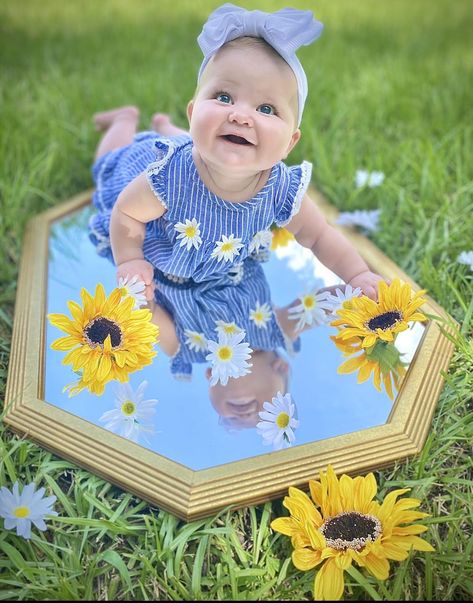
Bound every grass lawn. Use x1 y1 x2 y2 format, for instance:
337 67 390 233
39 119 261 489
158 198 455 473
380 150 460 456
1 0 472 599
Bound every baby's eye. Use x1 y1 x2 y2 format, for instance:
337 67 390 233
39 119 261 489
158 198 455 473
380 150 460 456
257 104 276 115
216 92 233 104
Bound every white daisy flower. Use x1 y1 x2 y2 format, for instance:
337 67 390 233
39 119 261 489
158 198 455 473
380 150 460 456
99 380 158 443
118 275 148 309
0 482 58 540
174 218 202 251
248 230 273 254
288 290 333 332
457 251 473 271
210 234 244 263
355 170 385 188
256 391 299 450
324 285 363 314
336 209 381 233
249 301 272 329
206 330 253 386
215 320 243 337
184 329 208 352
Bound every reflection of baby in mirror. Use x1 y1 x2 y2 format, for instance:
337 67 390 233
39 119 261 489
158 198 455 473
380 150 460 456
88 5 386 424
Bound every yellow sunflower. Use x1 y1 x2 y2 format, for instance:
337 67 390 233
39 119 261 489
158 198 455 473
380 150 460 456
270 224 295 249
271 465 434 601
48 283 159 396
331 279 427 349
332 335 407 400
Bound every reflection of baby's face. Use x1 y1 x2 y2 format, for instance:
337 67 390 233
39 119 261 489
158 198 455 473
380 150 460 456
208 350 289 429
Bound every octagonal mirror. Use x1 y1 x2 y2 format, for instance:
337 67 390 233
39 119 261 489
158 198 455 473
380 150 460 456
4 190 455 520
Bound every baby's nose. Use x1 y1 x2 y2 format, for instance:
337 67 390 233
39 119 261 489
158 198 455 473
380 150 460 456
228 108 253 127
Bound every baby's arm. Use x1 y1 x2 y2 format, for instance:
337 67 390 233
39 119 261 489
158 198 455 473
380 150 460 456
286 194 384 299
110 171 166 301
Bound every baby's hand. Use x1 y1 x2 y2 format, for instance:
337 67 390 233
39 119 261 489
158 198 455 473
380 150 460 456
117 259 155 302
349 271 386 301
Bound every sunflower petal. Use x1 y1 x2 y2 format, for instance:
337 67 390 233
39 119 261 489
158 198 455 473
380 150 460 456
314 558 345 601
292 547 322 571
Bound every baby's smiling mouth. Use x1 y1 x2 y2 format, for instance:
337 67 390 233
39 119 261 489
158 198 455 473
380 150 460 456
221 134 254 146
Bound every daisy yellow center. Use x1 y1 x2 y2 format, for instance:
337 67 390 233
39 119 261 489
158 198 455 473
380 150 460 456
276 412 290 429
14 506 30 518
302 295 315 310
121 400 136 416
217 346 233 361
84 317 122 348
366 310 402 332
320 511 382 551
221 242 234 252
254 312 264 321
223 325 237 334
185 225 196 237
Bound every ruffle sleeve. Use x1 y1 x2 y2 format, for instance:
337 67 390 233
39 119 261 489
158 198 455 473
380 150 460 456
274 160 312 227
145 135 192 211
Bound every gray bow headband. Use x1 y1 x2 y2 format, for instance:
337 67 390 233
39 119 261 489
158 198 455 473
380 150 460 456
197 3 324 125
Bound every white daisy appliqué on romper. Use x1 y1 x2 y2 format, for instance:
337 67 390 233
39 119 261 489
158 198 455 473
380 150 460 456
248 230 273 254
174 218 202 251
184 329 208 352
249 301 272 329
215 320 243 337
210 234 244 263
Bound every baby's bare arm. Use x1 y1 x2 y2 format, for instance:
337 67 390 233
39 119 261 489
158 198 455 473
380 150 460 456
287 194 384 299
110 171 166 298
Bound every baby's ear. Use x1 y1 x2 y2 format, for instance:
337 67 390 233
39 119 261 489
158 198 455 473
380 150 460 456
271 356 289 376
186 100 194 125
284 128 301 159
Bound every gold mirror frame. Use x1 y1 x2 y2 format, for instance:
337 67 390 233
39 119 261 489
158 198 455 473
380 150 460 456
4 190 455 521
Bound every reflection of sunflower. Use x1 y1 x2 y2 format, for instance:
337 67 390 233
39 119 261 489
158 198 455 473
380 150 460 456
48 284 159 395
332 335 407 400
332 279 427 348
270 224 294 249
271 465 434 601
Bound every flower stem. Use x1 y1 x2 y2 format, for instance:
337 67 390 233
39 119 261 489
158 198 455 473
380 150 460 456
345 565 382 601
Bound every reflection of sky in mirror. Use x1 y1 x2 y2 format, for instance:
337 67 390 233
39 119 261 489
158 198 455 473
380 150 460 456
45 208 424 470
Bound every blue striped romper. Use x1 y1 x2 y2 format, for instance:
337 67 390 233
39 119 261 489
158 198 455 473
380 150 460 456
89 132 312 378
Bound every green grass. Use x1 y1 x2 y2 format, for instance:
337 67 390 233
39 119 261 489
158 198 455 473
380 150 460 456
1 0 472 600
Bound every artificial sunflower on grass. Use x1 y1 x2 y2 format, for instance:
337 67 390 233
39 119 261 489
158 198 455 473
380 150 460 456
48 283 159 396
271 465 434 601
332 279 427 349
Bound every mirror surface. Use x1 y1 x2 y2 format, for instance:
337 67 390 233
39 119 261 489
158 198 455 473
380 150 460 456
45 207 424 471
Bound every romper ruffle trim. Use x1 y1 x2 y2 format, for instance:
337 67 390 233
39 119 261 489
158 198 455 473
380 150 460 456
275 160 313 227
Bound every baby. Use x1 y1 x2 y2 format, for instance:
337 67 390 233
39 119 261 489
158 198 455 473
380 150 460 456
88 4 384 419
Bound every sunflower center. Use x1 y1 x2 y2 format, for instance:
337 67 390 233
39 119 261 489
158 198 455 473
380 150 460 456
276 412 290 429
84 317 122 348
217 346 233 361
366 311 402 332
14 506 30 518
320 511 382 551
121 400 136 416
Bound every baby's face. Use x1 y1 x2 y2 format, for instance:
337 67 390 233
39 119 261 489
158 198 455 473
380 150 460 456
188 44 301 175
208 350 289 429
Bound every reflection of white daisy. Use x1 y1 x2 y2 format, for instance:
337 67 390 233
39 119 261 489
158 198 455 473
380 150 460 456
336 209 381 233
324 285 362 314
0 482 58 540
457 250 473 271
288 291 332 332
256 392 299 450
99 380 158 443
206 331 253 386
184 329 207 352
355 170 385 188
215 320 243 337
249 301 272 329
118 275 148 310
174 218 202 251
210 234 244 262
248 230 273 254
